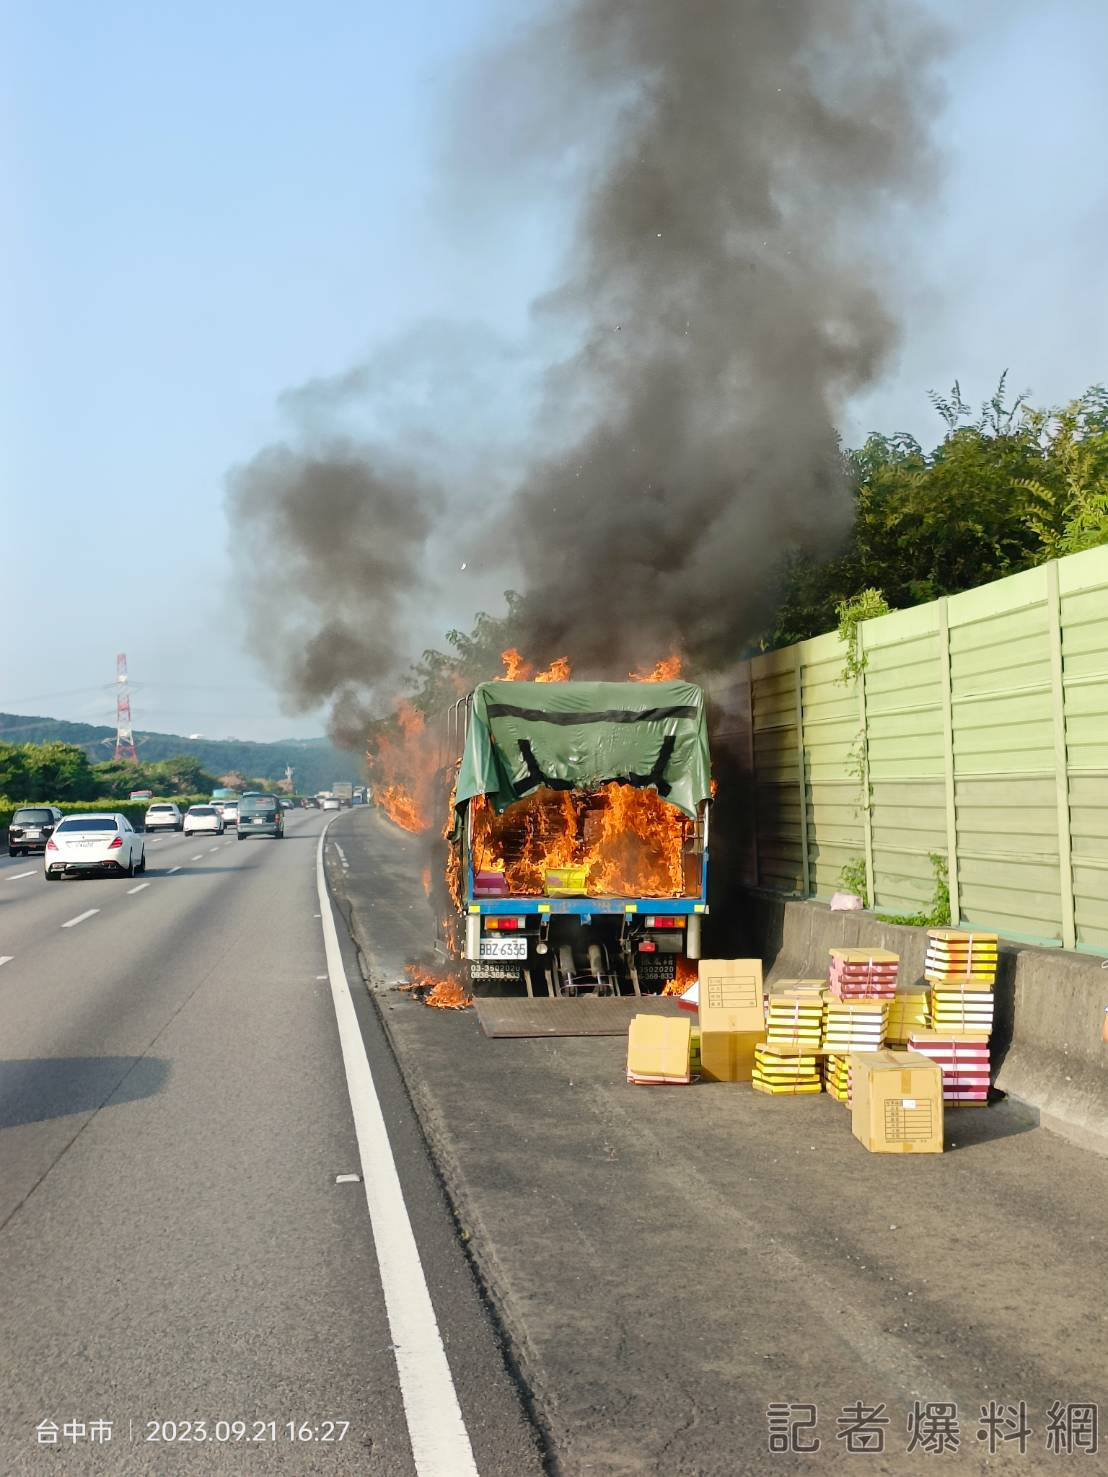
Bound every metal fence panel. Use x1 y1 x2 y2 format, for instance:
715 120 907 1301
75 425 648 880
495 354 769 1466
740 545 1108 953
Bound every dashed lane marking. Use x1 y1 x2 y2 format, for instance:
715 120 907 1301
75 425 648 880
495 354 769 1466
5 870 36 881
191 854 204 861
127 883 150 895
61 909 99 929
168 866 181 875
0 956 12 967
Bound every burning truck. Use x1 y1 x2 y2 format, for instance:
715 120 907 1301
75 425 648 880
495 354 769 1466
438 678 712 996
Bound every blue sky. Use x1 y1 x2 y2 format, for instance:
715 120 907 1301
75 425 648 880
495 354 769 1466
3 0 1106 740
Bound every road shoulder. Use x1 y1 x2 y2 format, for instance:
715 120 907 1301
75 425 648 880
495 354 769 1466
330 807 1108 1477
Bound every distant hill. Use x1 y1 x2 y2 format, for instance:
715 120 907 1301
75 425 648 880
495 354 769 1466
0 713 361 795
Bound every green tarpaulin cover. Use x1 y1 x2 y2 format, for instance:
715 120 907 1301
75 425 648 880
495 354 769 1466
455 680 712 820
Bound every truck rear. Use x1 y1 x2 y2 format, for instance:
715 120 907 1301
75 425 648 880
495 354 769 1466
442 679 711 996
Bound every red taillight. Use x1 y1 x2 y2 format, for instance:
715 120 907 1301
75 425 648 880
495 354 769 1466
485 917 524 932
46 839 58 851
645 915 684 929
638 940 657 953
108 836 123 849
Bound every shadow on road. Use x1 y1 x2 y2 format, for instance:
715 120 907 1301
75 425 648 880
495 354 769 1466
0 1056 171 1128
943 1098 1039 1149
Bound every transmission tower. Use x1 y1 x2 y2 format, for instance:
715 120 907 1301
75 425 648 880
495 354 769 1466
113 652 138 763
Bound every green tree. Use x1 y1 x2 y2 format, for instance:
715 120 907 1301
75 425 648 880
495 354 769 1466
145 755 215 795
770 378 1108 648
1019 388 1108 557
20 741 97 801
0 743 29 798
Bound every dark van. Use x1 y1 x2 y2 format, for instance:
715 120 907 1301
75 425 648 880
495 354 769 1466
9 806 64 856
236 793 284 840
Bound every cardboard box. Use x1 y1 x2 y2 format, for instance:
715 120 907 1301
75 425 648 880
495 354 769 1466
698 959 765 1082
626 1013 692 1085
849 1049 944 1154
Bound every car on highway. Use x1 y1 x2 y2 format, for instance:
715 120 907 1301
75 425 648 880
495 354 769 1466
321 797 341 810
183 804 224 837
237 793 284 840
45 813 146 880
8 805 64 856
221 800 239 827
144 802 183 832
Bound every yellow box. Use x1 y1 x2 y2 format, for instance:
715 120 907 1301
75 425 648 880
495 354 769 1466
544 866 590 896
626 1014 692 1085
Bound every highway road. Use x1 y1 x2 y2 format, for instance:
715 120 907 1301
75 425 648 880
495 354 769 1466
0 813 543 1476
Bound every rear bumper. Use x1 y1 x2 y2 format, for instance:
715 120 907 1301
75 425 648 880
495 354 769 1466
145 821 180 830
50 860 128 875
10 838 47 852
238 824 281 836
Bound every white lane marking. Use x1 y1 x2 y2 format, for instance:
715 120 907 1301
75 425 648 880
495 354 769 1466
5 870 36 881
0 956 12 967
191 854 204 861
168 866 181 875
209 846 220 853
62 909 99 929
335 844 347 863
316 819 478 1477
127 882 150 895
335 1173 362 1184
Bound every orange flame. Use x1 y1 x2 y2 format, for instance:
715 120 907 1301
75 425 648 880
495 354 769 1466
470 783 692 898
367 700 435 833
630 654 683 682
500 648 533 681
662 957 699 996
403 962 473 1010
535 657 572 683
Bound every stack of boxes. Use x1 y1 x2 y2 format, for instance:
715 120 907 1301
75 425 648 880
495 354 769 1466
766 987 824 1049
885 989 930 1047
752 1043 822 1096
821 998 889 1102
911 929 998 1106
828 948 900 1000
907 1032 991 1104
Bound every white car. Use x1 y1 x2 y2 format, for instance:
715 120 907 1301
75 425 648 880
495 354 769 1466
221 800 239 827
321 797 341 810
184 804 224 837
45 813 146 880
144 802 183 832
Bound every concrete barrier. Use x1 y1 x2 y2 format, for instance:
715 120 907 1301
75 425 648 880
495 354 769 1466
740 891 1108 1156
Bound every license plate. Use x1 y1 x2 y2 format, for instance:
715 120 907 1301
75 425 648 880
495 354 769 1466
479 938 527 961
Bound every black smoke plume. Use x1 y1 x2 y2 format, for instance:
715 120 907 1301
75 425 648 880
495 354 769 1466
229 0 946 734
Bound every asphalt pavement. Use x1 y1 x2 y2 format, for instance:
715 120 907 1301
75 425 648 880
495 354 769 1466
331 806 1108 1477
0 812 543 1476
